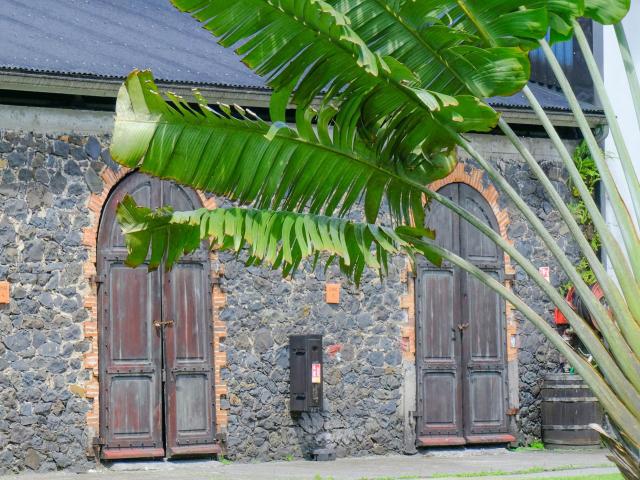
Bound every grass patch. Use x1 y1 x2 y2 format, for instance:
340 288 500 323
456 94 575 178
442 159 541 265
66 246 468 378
429 464 612 479
217 455 233 465
357 477 419 480
513 475 622 480
356 462 614 480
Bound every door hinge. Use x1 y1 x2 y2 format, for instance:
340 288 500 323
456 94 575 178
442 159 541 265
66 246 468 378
90 274 104 285
91 436 104 460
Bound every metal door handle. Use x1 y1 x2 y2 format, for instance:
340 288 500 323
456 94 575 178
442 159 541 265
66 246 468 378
457 323 469 331
153 320 174 328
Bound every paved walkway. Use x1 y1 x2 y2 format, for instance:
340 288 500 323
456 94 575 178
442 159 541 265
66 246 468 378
0 448 618 480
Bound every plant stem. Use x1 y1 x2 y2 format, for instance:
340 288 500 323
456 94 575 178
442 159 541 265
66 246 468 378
499 117 640 356
614 22 640 148
408 237 640 445
423 186 640 411
539 36 640 284
522 84 640 335
452 131 640 385
573 20 640 228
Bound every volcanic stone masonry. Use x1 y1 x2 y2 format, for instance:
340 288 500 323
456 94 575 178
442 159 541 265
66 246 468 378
0 128 577 472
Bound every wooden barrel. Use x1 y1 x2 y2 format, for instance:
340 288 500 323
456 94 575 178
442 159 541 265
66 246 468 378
541 373 603 446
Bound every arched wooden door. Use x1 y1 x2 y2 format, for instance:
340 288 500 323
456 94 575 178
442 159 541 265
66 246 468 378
415 182 512 446
97 172 218 459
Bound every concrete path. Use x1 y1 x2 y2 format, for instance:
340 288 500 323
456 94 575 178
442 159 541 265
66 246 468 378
0 447 619 480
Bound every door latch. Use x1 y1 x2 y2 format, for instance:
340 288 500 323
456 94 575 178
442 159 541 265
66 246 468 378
153 320 174 328
457 323 470 332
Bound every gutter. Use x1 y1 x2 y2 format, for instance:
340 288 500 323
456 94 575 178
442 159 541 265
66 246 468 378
0 69 607 129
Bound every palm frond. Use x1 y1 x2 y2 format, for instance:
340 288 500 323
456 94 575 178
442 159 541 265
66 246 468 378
330 0 535 97
584 0 630 25
111 71 446 226
171 0 499 161
116 195 441 285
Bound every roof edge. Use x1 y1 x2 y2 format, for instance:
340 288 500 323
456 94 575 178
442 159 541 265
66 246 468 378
0 69 273 107
0 69 606 128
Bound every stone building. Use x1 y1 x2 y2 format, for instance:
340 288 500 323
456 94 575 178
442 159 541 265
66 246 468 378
0 1 604 474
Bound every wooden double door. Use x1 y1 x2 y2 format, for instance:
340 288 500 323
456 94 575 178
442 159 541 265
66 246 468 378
97 173 218 459
416 182 512 446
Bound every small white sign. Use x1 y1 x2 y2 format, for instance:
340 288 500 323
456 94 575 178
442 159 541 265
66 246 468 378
311 363 321 384
539 266 550 282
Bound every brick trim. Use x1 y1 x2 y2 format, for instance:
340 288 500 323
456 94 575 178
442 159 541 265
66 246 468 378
80 169 228 448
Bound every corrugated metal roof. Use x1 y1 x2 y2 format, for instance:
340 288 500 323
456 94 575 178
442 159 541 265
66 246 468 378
0 0 600 113
489 82 600 113
0 0 264 88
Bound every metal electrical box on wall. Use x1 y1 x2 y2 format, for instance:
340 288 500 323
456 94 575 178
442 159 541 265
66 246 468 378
289 335 323 413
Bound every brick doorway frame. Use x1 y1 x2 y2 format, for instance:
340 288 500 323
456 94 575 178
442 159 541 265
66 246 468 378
79 168 229 457
399 162 520 444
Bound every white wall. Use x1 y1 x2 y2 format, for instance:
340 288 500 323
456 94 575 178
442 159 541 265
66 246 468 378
603 3 640 274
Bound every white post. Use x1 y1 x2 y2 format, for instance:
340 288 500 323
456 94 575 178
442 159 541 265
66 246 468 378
604 2 640 275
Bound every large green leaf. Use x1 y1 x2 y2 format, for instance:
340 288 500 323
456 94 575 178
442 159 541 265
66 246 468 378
171 0 499 162
111 71 447 225
116 195 440 284
330 0 534 97
329 0 587 89
584 0 630 24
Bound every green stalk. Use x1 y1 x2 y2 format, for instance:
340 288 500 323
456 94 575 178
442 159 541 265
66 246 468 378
523 82 640 330
573 20 640 227
614 22 640 144
452 131 640 381
423 186 640 410
407 237 640 445
499 117 640 353
539 37 640 283
330 136 640 402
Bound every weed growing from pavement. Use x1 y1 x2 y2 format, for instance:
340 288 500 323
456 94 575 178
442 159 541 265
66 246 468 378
513 440 545 452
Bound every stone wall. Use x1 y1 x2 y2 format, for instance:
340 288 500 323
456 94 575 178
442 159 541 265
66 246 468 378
219 254 407 461
0 126 578 472
0 131 110 473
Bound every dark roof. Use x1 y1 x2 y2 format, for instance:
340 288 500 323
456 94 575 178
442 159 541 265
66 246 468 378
489 82 600 114
0 0 600 113
0 0 264 88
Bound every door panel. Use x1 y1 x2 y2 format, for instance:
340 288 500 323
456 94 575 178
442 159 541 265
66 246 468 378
109 266 156 362
421 372 459 430
460 190 500 265
465 274 501 360
468 372 506 428
416 182 509 446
